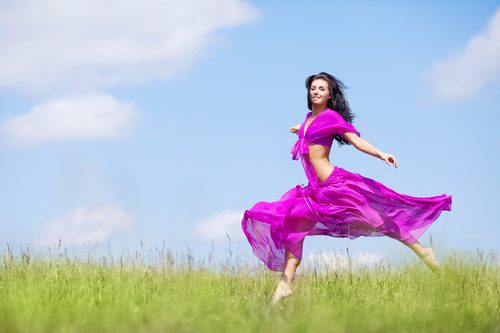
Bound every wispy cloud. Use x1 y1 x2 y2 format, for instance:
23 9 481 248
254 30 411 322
194 209 245 242
426 7 500 101
0 94 138 146
308 251 387 271
36 204 134 246
0 0 259 93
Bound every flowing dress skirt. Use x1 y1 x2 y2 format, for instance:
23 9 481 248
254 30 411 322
241 166 452 272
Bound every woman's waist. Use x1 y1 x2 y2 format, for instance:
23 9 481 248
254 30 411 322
298 164 341 196
303 158 335 183
308 157 333 170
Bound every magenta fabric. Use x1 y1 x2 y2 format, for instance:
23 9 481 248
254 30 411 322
291 109 361 187
242 108 452 272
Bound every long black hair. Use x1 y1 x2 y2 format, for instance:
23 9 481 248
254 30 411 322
305 72 356 146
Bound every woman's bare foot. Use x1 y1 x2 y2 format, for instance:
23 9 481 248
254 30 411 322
420 247 442 275
271 279 293 305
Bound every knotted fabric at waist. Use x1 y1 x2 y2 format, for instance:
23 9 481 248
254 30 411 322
290 137 309 160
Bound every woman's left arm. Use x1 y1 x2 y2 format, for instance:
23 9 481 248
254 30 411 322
343 132 398 168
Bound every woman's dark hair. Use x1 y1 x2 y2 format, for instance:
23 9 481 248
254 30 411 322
305 72 356 146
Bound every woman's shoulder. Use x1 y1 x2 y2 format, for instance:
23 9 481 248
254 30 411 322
323 108 340 115
321 108 343 120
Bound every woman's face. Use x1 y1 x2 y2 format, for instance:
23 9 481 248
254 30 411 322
309 79 330 107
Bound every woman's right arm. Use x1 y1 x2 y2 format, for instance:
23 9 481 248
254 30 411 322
289 124 300 134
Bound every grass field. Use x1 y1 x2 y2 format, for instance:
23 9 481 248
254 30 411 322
1 247 499 333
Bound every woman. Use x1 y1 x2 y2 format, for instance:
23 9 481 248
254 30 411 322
241 72 452 305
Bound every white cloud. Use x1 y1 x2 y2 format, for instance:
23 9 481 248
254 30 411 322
0 0 259 92
0 94 138 146
36 204 134 246
426 7 500 101
194 209 245 242
308 251 386 271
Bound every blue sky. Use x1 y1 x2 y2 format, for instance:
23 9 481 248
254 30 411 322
1 1 499 267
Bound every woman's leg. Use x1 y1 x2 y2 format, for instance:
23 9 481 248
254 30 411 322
400 239 441 274
271 250 300 305
282 250 300 283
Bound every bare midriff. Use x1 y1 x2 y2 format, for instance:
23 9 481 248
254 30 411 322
308 144 335 182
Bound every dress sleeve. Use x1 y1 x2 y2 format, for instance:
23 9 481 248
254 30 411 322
329 111 360 138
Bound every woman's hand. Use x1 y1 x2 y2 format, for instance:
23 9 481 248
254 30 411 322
378 151 398 168
289 124 300 134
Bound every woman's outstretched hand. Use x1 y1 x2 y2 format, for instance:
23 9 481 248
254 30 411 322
289 124 300 134
378 151 398 168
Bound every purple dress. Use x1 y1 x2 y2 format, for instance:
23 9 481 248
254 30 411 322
241 108 452 272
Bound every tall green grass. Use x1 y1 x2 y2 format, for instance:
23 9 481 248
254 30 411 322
1 246 499 333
